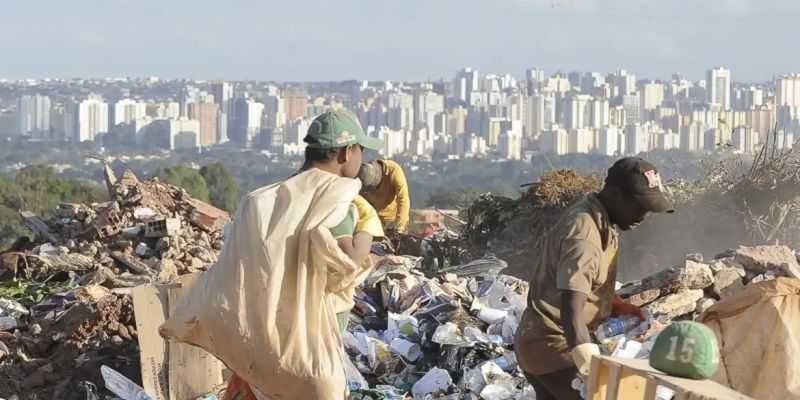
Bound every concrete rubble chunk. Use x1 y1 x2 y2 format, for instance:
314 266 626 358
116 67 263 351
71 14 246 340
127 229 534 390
712 268 745 299
619 260 713 306
695 298 716 315
708 257 745 276
644 289 704 320
734 245 800 278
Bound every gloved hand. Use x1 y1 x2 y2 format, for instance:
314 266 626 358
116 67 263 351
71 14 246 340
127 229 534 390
612 294 645 319
570 343 600 378
353 196 384 238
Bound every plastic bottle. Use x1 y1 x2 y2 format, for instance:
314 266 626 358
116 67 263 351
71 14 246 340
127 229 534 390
595 315 641 340
101 365 153 400
491 352 518 372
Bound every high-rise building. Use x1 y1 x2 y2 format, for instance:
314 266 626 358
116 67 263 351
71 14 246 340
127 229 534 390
454 68 480 104
657 130 681 150
622 94 642 123
777 75 800 107
526 68 545 93
414 91 445 131
680 122 706 152
589 98 610 129
565 94 591 130
731 126 757 153
611 70 636 95
540 128 569 155
499 129 523 160
525 92 556 138
624 123 648 155
113 99 147 126
599 126 622 156
448 106 468 135
282 87 309 123
68 95 109 142
187 102 220 146
230 98 264 147
641 82 665 112
568 128 594 154
211 81 233 113
707 67 732 110
17 94 51 138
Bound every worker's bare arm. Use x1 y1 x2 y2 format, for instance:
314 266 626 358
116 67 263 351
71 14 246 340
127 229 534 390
560 290 591 349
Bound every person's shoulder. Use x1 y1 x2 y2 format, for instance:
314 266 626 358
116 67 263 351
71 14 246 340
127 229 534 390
557 197 601 243
380 159 401 170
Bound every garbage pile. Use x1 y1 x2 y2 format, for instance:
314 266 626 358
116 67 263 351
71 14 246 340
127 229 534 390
344 254 536 400
0 166 229 399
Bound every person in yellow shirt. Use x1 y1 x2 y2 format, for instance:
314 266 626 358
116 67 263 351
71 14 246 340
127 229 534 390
358 159 411 233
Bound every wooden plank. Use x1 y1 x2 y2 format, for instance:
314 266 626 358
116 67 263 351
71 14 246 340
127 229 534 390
132 284 170 400
606 364 621 400
590 356 610 400
167 273 224 400
594 357 754 400
643 379 658 400
617 366 649 400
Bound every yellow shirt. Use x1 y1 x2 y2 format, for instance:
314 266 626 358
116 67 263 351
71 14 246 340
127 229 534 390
361 159 410 231
514 194 619 375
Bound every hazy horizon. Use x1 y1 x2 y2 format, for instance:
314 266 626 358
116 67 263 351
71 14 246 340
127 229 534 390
2 0 799 83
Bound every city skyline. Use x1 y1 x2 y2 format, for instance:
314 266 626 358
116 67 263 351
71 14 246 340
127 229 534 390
3 0 800 82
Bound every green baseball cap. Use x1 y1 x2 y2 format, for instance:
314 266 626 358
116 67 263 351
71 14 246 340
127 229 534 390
304 110 384 151
649 321 720 380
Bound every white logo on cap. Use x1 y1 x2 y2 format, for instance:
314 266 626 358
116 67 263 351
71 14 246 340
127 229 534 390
644 170 663 191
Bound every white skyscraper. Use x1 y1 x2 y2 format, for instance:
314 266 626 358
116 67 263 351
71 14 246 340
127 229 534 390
624 123 648 155
599 126 622 156
525 92 556 138
69 96 109 142
623 94 642 123
499 129 523 160
540 128 569 155
707 67 732 110
777 75 800 107
731 126 758 154
589 98 610 129
641 82 665 111
565 94 592 130
17 95 51 138
658 130 681 150
568 128 594 154
113 99 147 126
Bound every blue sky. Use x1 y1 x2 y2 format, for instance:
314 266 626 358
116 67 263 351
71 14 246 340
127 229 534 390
1 0 797 82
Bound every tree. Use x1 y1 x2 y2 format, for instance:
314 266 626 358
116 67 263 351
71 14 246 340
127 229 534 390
426 187 486 210
153 165 210 202
200 163 240 212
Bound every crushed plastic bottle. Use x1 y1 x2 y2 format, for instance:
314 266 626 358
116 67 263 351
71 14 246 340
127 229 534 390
491 352 518 372
101 365 153 400
595 315 641 340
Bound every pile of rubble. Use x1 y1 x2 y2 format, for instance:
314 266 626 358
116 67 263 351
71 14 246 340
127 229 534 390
618 245 800 322
0 166 229 399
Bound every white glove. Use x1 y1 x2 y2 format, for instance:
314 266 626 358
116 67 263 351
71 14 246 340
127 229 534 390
570 343 600 378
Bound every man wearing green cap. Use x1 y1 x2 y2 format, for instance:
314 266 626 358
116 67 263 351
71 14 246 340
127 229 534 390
515 157 674 400
299 109 386 331
223 109 385 400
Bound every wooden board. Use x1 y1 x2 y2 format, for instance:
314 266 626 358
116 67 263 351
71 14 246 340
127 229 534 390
132 284 172 400
132 273 225 400
167 274 224 400
589 356 754 400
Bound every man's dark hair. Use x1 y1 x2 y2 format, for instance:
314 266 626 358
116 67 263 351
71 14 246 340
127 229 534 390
304 146 345 163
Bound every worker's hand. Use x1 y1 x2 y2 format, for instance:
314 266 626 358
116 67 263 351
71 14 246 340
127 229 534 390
570 343 600 378
612 294 645 319
353 196 384 238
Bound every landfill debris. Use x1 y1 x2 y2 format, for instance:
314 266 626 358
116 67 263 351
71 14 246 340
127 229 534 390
0 167 228 399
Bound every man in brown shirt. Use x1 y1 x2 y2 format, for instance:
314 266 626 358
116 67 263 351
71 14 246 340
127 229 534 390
515 157 674 400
